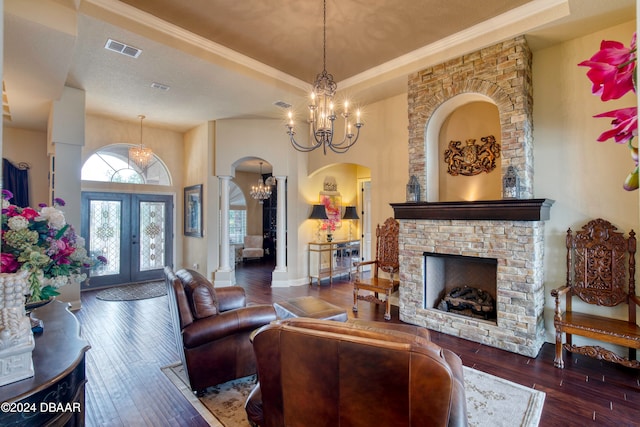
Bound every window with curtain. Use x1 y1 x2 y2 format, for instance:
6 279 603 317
229 181 247 244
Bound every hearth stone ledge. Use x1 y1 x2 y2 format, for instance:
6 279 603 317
391 198 554 221
393 199 553 358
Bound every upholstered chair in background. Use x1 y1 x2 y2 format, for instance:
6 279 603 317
242 235 264 261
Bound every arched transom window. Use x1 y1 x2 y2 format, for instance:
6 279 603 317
81 144 171 185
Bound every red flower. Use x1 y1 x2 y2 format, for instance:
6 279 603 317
0 253 20 273
20 207 39 220
4 205 19 217
594 107 638 144
578 34 636 101
51 239 75 264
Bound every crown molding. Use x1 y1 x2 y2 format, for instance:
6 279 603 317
339 0 570 90
85 0 311 92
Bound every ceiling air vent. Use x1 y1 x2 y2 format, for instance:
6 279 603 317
273 101 292 109
105 38 142 58
151 82 170 91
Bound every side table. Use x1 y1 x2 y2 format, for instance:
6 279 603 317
274 296 348 322
308 239 360 285
0 300 90 426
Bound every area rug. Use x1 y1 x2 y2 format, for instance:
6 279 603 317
161 362 545 427
95 281 166 301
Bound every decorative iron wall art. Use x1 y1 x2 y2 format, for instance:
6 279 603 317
444 135 501 176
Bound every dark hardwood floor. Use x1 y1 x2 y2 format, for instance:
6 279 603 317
76 260 640 426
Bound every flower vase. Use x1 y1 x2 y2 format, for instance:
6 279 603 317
0 271 35 386
326 233 333 242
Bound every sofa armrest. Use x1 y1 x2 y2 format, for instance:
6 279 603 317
216 286 247 312
182 304 277 349
441 349 467 427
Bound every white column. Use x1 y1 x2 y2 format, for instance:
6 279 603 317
274 175 287 272
219 175 232 272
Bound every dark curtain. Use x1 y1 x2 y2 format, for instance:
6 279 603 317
2 158 30 207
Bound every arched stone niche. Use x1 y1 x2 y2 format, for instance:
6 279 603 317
409 36 533 201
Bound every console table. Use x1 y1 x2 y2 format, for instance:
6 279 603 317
0 300 90 426
308 239 360 285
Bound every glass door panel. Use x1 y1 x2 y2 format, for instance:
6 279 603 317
82 192 173 288
89 199 123 278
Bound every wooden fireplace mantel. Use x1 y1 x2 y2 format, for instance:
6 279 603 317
391 198 554 221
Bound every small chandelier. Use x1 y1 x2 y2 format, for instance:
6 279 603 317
129 115 153 169
286 0 363 154
250 162 272 203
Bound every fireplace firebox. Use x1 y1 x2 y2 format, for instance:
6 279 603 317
425 252 497 321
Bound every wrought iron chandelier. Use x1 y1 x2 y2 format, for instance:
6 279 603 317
286 0 363 154
250 162 272 203
129 115 153 169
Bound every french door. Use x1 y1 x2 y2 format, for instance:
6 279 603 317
81 192 174 288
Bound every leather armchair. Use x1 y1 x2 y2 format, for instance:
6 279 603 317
164 267 276 394
246 318 467 427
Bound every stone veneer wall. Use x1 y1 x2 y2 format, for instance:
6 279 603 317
407 36 533 199
399 219 546 357
398 36 545 357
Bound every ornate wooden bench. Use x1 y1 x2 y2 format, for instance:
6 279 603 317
551 218 640 368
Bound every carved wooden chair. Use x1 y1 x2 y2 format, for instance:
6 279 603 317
551 218 640 368
352 217 399 320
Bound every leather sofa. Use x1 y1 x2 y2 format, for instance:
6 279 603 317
164 267 277 394
245 318 468 427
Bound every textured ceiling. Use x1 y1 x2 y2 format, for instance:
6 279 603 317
118 0 532 82
2 0 636 135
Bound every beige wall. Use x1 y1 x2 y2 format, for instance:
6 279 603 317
182 123 209 274
307 93 410 233
214 119 305 283
533 20 638 344
305 164 360 242
82 114 186 274
438 101 502 201
2 127 49 206
233 170 264 236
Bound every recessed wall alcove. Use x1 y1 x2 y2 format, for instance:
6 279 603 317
437 99 502 201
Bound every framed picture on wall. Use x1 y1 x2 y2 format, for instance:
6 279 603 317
184 184 203 237
320 193 342 231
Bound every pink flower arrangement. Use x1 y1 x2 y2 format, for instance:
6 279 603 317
1 190 107 301
320 195 340 233
578 32 638 190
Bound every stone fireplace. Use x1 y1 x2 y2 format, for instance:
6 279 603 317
395 36 553 357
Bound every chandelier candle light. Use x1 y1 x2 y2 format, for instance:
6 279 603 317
250 162 272 203
129 115 153 170
286 0 363 154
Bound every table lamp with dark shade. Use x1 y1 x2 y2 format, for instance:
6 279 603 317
309 204 329 241
342 206 359 240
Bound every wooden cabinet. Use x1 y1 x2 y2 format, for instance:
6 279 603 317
0 301 90 426
308 240 360 285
